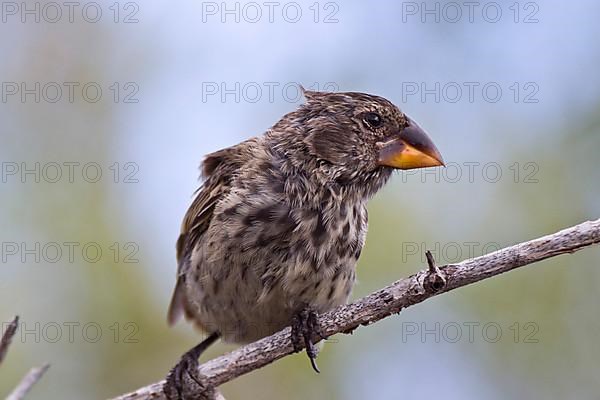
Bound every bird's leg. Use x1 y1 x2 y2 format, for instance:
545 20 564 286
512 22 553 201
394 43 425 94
164 332 221 400
291 307 325 373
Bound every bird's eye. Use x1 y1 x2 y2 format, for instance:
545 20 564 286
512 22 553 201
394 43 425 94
363 112 383 129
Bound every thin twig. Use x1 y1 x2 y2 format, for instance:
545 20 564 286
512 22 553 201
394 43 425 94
425 250 436 272
111 218 600 400
2 316 50 399
0 315 19 365
6 363 50 400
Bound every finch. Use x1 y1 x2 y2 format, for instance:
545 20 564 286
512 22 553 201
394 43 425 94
164 89 444 399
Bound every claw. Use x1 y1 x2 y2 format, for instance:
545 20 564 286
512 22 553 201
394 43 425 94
291 307 324 374
164 332 220 400
308 352 321 374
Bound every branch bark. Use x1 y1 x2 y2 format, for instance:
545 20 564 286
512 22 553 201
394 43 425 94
112 218 600 400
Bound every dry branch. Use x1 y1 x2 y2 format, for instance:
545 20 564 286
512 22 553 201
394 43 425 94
112 218 600 400
0 316 19 365
2 316 50 399
6 364 50 400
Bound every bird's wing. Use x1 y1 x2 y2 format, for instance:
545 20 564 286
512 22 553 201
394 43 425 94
167 141 255 325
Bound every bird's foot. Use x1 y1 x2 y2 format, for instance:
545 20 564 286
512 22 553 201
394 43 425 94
291 307 325 373
164 332 220 400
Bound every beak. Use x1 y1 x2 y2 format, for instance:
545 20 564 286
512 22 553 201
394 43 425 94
377 117 444 170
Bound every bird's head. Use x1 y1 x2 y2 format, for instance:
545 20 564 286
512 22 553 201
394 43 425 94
274 89 444 194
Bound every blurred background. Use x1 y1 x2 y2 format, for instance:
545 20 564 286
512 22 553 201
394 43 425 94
1 0 600 399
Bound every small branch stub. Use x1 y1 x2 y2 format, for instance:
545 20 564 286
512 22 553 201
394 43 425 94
424 250 446 292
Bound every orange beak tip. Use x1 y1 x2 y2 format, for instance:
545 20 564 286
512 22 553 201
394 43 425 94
377 117 443 170
378 141 444 170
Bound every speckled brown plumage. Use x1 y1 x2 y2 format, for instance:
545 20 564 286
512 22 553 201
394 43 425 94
168 88 444 342
167 90 444 347
164 89 444 398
